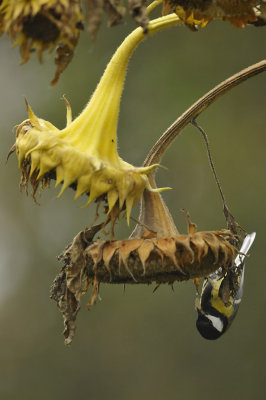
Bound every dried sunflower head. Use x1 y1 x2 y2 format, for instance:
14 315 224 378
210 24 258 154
0 0 151 84
0 0 83 84
84 229 238 284
51 219 238 344
162 0 259 28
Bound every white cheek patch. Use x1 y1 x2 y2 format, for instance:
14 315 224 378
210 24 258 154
206 315 224 332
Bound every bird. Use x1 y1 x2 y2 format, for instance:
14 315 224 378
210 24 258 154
195 232 256 340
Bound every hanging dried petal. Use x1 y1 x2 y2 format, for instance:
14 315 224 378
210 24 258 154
103 0 126 27
51 224 103 345
128 0 149 30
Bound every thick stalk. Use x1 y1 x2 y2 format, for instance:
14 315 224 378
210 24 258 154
58 14 182 163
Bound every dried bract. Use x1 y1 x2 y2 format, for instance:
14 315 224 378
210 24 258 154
84 230 237 283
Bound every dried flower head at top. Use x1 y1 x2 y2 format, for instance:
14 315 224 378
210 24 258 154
162 0 260 28
0 0 83 85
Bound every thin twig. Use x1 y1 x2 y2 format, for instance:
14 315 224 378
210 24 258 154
144 60 266 167
190 118 243 236
191 118 226 206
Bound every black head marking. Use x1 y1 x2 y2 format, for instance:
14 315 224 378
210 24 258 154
196 313 226 340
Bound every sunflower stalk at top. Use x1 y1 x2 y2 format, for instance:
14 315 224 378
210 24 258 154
12 13 182 229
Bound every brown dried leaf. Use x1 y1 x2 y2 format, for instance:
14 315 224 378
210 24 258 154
85 0 149 39
51 224 102 345
86 0 104 40
51 35 80 86
103 0 126 27
128 0 149 30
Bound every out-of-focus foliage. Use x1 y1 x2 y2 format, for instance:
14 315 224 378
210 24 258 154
163 0 266 28
0 0 265 84
0 0 150 84
0 0 83 85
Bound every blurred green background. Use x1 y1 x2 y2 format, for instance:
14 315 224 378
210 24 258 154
0 8 265 400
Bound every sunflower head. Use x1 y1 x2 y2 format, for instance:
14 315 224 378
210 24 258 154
162 0 258 28
0 0 83 84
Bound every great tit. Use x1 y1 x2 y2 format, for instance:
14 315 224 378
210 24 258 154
195 232 256 340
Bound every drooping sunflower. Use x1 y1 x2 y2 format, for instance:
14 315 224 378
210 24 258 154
10 13 183 230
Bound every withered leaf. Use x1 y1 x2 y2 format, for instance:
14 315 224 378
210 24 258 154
128 0 149 30
51 36 80 86
51 224 103 345
86 0 104 40
103 0 126 27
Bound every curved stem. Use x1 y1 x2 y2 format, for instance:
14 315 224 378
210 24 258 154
147 0 163 15
144 60 266 167
131 60 266 238
60 13 182 163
